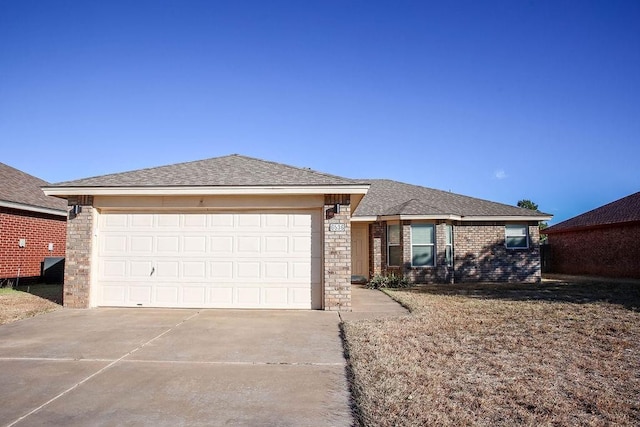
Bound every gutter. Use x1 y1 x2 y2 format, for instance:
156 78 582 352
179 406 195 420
0 200 67 217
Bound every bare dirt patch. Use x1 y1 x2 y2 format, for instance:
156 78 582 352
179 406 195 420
0 286 61 325
342 278 640 426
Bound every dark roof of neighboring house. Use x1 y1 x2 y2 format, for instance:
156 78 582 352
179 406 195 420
545 191 640 233
52 154 364 187
353 179 550 218
0 163 67 212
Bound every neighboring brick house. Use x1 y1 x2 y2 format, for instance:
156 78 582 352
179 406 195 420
544 192 640 279
43 155 550 311
0 163 67 286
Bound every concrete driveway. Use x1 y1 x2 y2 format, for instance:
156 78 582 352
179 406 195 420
0 309 352 426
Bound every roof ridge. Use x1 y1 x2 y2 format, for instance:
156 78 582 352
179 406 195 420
54 154 363 186
229 154 361 183
360 178 551 216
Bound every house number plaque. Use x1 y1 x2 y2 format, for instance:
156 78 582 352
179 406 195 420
329 223 346 232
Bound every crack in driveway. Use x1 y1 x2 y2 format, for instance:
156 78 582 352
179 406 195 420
5 311 201 427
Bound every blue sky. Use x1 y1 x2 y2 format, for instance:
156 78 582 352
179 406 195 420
1 0 638 224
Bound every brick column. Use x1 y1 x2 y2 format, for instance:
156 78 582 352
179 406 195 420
370 222 384 277
64 196 94 308
401 220 411 275
323 195 351 311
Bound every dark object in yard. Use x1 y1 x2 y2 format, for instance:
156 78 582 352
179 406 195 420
42 257 65 284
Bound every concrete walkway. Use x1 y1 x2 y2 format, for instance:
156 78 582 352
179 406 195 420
341 285 410 321
0 287 407 427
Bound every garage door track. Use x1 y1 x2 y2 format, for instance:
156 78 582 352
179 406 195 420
0 309 352 426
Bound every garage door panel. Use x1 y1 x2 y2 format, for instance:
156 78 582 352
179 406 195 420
236 262 260 278
211 214 233 227
264 236 288 253
264 288 288 305
131 214 154 227
101 260 127 278
157 214 180 227
155 261 178 278
291 287 312 305
97 211 320 309
264 262 288 279
156 236 179 252
210 287 233 305
128 285 152 303
237 214 261 227
184 214 207 227
102 235 127 254
237 288 260 305
183 261 206 278
155 286 179 305
130 261 153 277
104 214 128 228
182 287 206 305
211 236 233 252
211 261 233 278
237 236 261 253
102 286 126 305
184 236 206 252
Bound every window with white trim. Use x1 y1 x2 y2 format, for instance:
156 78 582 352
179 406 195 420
387 224 401 266
445 224 453 267
411 223 435 267
505 224 529 249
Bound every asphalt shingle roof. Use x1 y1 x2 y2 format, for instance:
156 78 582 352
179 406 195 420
0 163 67 212
52 154 363 187
545 191 640 233
353 179 549 218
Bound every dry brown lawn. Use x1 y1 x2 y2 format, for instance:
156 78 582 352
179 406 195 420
342 278 640 426
0 286 61 325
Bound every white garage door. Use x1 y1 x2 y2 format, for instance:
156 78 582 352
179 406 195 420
96 211 322 309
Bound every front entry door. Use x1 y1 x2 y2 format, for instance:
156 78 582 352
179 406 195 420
350 223 369 282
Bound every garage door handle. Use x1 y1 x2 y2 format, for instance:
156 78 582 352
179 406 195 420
150 267 155 276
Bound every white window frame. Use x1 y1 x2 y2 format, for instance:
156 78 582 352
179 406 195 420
387 223 401 267
505 224 529 249
445 224 453 267
411 223 435 267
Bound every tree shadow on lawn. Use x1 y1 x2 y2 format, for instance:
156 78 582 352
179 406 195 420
407 277 640 312
15 283 63 305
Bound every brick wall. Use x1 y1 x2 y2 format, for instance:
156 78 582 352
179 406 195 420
548 223 640 278
454 223 541 283
369 222 385 277
63 196 94 308
323 196 351 311
0 207 66 283
368 220 542 283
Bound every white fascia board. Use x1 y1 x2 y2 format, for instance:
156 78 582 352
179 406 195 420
362 214 552 222
379 214 462 221
461 215 553 222
0 200 67 217
351 216 377 222
42 185 370 197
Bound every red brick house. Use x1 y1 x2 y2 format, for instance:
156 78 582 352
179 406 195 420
544 192 640 279
0 163 67 286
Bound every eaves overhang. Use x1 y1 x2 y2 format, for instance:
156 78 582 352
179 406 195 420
352 214 553 222
0 200 67 217
43 185 371 197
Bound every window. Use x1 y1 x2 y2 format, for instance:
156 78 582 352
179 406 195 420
445 224 453 267
411 224 435 267
387 224 401 266
505 225 529 249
